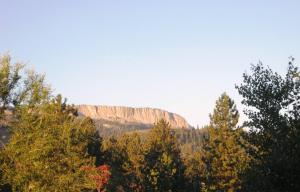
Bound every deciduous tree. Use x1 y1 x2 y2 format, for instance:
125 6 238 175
236 59 300 191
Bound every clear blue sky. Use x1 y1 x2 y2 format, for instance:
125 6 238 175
1 0 299 127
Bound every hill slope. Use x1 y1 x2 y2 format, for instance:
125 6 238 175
77 105 191 131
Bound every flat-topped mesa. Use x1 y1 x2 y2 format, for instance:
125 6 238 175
77 105 191 129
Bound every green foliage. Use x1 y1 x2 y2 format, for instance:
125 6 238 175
15 70 51 108
201 93 250 192
143 119 185 192
101 126 208 192
236 59 300 191
176 128 209 192
0 54 107 191
2 53 299 191
183 151 204 192
1 95 102 191
0 54 23 118
174 128 208 157
102 133 145 192
0 54 51 124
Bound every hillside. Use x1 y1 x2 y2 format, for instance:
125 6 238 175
77 105 191 136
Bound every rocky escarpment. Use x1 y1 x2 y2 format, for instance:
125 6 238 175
77 105 191 129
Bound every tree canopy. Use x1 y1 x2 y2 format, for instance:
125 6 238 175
0 54 109 192
201 93 250 192
237 59 300 191
1 53 299 192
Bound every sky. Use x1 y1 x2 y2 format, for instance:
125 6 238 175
0 0 300 127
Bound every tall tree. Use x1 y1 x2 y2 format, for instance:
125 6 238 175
202 93 250 192
183 151 204 192
0 54 23 118
0 95 104 191
0 54 24 191
0 54 51 121
117 133 145 191
0 54 108 191
236 59 300 191
143 119 185 192
102 133 144 192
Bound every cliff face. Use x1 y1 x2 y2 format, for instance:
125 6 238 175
77 105 191 129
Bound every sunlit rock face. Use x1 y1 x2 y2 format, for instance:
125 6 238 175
77 105 191 129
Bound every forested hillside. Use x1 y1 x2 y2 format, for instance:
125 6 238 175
0 54 299 191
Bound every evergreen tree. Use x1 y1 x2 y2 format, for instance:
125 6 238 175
236 59 300 191
102 137 126 191
183 151 204 192
0 54 107 191
143 119 185 192
202 93 250 192
103 133 144 192
0 95 103 191
118 133 145 191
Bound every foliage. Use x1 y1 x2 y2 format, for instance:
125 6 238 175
0 54 109 192
183 151 204 192
0 54 51 117
0 54 23 118
174 127 208 157
0 95 104 191
142 119 185 192
2 53 300 192
95 119 152 138
102 133 144 192
236 59 300 191
81 165 111 192
201 93 250 192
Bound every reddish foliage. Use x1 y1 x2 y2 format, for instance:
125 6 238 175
81 165 111 192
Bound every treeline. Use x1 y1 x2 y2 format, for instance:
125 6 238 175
0 54 299 192
95 119 152 138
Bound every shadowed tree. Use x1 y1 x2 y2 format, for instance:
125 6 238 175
143 119 185 192
102 133 145 192
236 59 300 191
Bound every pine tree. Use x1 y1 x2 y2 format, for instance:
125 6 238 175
143 119 185 192
102 133 145 192
183 151 204 192
202 93 250 192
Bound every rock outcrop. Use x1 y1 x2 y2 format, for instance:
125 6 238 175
77 105 191 129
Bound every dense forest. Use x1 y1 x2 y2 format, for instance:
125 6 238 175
0 54 299 191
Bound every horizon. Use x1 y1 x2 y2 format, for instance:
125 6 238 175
1 0 300 127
